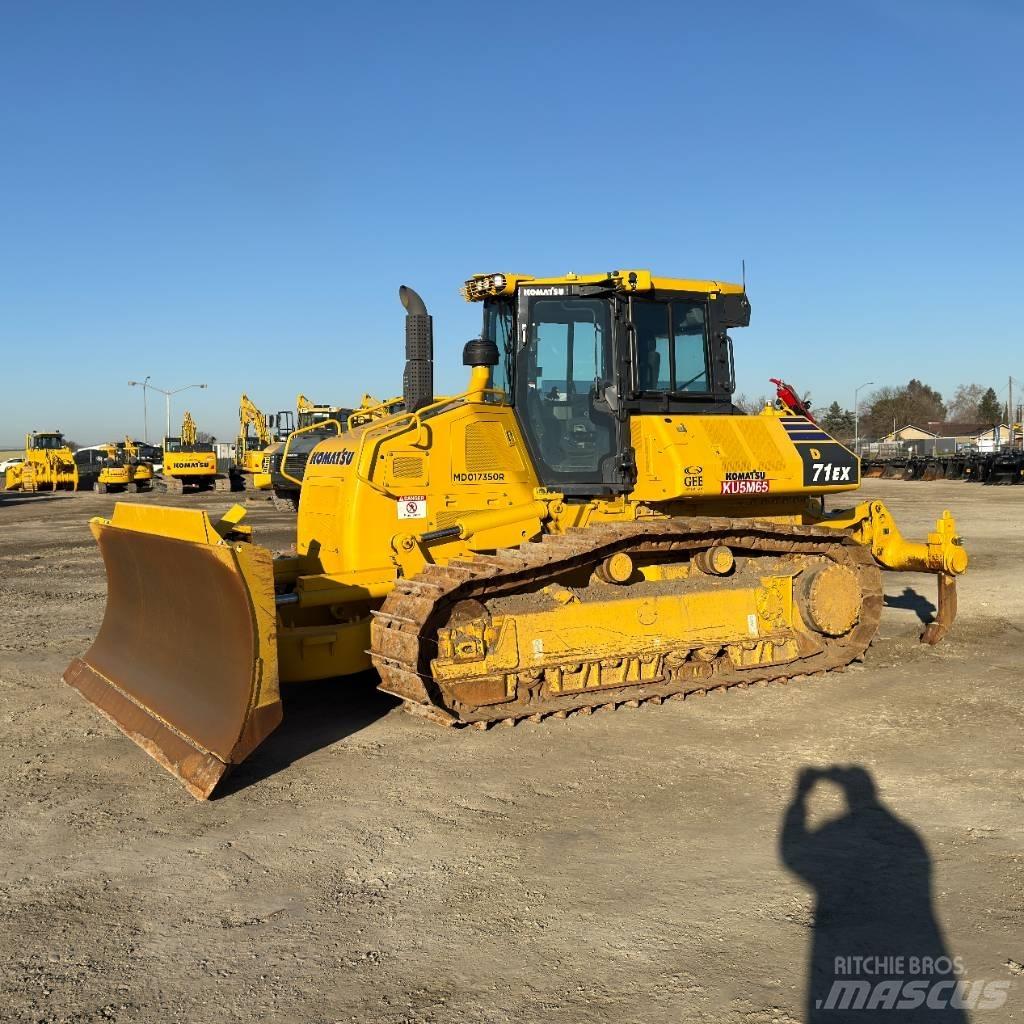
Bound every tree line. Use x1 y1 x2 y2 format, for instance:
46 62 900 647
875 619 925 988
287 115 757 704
737 381 1004 441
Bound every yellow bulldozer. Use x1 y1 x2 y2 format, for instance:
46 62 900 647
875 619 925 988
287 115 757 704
65 270 968 799
159 412 230 494
4 431 79 491
234 393 294 492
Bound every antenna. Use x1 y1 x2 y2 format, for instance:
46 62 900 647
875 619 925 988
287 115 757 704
741 258 746 291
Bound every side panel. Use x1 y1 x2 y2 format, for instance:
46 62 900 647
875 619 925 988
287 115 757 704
630 413 860 502
297 402 540 578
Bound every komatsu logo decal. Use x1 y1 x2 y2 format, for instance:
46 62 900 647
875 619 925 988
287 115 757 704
522 286 566 297
172 460 211 470
453 471 506 482
309 448 355 467
721 470 769 495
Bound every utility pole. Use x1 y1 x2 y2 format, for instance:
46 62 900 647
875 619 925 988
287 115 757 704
854 381 874 454
1010 375 1015 449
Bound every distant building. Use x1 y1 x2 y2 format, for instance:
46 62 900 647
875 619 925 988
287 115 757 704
973 424 1012 453
879 425 936 443
872 422 1013 454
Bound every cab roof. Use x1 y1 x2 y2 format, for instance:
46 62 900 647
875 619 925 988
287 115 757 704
462 269 745 302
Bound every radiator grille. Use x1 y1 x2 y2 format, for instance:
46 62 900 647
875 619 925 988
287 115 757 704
434 509 463 529
391 454 426 479
465 421 524 473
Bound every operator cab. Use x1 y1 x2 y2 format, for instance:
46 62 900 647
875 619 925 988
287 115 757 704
297 405 349 429
31 432 68 451
269 410 295 441
475 271 750 495
164 436 214 454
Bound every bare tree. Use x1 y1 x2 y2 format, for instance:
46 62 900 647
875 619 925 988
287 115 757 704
734 393 771 414
947 383 987 422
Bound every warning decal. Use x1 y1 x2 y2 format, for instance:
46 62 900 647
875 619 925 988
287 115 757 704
397 495 427 520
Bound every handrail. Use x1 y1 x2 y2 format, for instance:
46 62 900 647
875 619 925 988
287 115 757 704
353 387 507 495
279 419 343 487
346 395 405 431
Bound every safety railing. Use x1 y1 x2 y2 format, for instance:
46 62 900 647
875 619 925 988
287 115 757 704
353 387 507 495
279 419 343 487
346 396 405 432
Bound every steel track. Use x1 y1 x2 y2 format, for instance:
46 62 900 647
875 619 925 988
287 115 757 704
370 518 883 726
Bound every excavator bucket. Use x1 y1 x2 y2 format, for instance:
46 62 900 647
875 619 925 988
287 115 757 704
63 504 282 799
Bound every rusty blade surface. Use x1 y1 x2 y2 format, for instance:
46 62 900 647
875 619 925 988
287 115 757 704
64 519 282 799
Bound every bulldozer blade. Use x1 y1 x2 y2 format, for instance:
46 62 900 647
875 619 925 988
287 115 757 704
63 504 282 799
921 572 957 646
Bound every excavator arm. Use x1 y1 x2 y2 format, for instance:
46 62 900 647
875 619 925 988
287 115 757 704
239 394 272 447
181 411 197 447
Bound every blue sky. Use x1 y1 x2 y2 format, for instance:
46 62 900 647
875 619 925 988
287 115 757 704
1 0 1021 445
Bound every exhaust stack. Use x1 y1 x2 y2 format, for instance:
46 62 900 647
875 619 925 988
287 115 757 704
399 285 433 413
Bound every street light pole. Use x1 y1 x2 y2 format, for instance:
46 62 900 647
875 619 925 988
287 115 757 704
163 384 208 438
854 381 874 454
128 375 152 443
130 381 208 442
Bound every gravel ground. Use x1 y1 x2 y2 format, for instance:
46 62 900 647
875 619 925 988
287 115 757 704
0 479 1021 1023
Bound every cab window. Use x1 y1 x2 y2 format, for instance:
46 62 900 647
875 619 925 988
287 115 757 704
632 299 709 394
482 298 514 400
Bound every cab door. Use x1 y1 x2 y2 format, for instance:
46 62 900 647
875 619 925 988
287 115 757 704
513 292 627 495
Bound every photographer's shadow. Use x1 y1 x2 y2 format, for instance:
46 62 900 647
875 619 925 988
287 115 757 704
780 765 967 1022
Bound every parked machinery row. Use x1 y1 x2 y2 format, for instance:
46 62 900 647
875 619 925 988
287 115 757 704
861 448 1024 484
2 394 373 501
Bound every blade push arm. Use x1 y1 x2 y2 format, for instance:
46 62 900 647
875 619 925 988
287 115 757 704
814 501 967 644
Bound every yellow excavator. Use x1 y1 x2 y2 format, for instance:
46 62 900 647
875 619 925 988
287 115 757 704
123 437 155 492
65 271 968 798
160 412 230 494
4 432 79 491
86 439 156 494
235 393 294 491
90 444 133 493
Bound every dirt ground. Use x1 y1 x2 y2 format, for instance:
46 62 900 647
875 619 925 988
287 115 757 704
0 479 1021 1023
